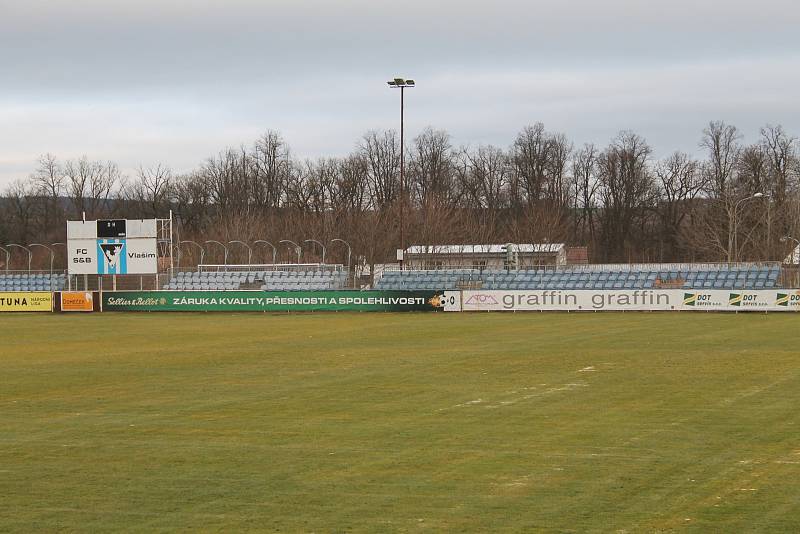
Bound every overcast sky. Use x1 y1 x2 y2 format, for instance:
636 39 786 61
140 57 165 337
1 0 799 186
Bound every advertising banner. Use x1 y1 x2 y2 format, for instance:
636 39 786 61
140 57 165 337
102 290 461 312
60 291 95 312
0 292 53 312
459 289 800 312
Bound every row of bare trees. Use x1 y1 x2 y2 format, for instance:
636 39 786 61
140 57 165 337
1 121 799 272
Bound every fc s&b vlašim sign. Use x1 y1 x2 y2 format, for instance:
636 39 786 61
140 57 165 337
67 219 158 275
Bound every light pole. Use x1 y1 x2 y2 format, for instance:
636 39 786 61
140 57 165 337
7 244 32 272
29 244 55 287
280 240 301 264
0 245 9 272
51 243 65 269
387 76 415 267
331 238 352 287
254 240 277 269
179 240 205 269
304 239 326 264
733 192 767 263
229 240 252 267
204 240 229 268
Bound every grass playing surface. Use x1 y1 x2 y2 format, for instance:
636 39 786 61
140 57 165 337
1 312 799 532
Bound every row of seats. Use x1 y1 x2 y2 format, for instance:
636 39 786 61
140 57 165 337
0 273 67 291
376 265 782 290
164 270 349 291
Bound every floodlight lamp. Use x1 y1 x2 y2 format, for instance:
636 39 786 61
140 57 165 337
406 80 415 86
394 77 405 85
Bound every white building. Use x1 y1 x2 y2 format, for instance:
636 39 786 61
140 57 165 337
404 243 567 270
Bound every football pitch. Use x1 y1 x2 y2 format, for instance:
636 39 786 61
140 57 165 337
1 312 799 532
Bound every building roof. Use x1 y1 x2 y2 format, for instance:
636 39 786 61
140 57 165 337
405 243 566 255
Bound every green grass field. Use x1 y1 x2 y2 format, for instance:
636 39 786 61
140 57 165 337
1 312 799 532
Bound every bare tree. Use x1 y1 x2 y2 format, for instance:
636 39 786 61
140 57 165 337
654 152 704 260
63 157 120 218
596 132 655 262
571 144 600 249
360 130 400 209
409 127 455 206
456 145 509 211
124 164 173 218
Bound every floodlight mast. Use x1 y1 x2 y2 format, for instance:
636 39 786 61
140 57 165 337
387 77 415 268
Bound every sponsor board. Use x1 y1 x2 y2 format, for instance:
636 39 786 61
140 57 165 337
0 292 53 312
60 291 95 312
776 290 800 308
459 289 800 312
102 291 461 312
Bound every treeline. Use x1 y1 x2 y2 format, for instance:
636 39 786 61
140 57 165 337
1 121 799 271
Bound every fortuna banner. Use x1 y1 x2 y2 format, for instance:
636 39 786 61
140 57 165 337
0 292 53 312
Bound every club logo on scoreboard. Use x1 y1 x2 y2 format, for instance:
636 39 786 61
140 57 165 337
97 240 127 274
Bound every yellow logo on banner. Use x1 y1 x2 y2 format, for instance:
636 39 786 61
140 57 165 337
0 292 53 312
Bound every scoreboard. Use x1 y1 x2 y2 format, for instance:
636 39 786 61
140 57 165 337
67 219 158 275
97 219 127 239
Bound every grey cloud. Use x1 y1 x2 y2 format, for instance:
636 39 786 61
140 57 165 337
1 0 798 185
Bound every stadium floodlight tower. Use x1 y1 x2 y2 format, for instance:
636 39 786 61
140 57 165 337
387 76 414 267
280 240 302 264
204 240 229 269
179 240 205 269
254 240 277 269
733 192 768 262
228 240 252 267
303 239 326 264
7 244 32 272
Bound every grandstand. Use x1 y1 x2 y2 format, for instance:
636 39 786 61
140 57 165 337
374 262 783 291
0 272 67 291
162 265 349 291
0 263 786 292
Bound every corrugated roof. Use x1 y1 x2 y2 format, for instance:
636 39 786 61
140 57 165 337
406 243 565 255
